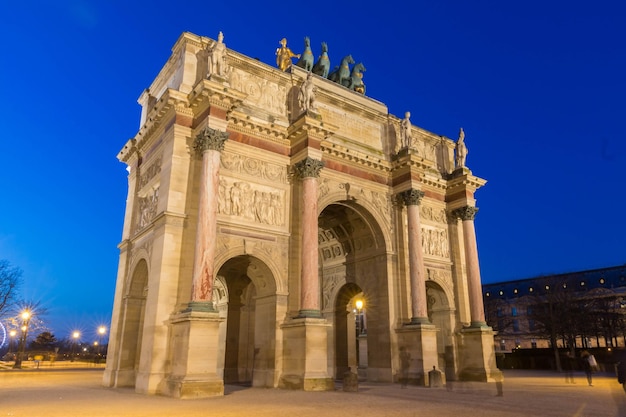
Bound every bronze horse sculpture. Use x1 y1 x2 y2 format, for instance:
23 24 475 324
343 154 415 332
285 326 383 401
328 55 354 88
349 62 366 94
312 41 331 78
295 36 314 71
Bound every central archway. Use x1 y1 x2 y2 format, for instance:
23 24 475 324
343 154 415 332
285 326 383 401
319 201 391 382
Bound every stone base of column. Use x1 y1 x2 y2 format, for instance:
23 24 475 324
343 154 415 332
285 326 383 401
164 310 225 398
395 323 438 386
458 326 502 382
279 317 334 391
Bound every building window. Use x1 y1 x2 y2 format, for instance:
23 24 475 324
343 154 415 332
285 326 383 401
528 319 535 331
500 339 506 351
531 339 537 349
513 320 520 332
511 307 518 317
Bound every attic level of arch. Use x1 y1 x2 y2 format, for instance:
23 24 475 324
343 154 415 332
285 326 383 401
118 33 473 182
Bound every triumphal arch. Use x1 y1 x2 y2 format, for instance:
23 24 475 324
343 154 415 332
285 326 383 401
104 31 500 398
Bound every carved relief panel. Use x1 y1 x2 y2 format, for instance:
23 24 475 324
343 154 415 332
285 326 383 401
229 68 286 116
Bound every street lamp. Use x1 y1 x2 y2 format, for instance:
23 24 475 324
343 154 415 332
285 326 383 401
13 310 31 369
71 331 80 362
355 299 364 368
8 329 17 356
97 326 106 363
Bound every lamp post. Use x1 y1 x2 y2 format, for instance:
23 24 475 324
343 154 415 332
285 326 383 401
355 299 364 368
71 331 80 362
13 310 31 369
97 326 106 358
8 329 17 357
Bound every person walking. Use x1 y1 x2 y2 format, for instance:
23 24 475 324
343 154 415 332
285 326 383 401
581 351 595 386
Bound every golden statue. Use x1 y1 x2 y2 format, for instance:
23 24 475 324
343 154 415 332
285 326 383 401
275 38 300 71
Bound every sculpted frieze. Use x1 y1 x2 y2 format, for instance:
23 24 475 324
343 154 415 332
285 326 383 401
138 157 161 190
220 151 287 183
229 68 286 116
218 178 285 227
420 205 447 224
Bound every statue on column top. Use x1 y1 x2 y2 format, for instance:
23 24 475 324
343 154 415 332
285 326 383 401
400 111 412 149
276 38 300 71
455 127 467 168
208 31 227 78
298 72 317 113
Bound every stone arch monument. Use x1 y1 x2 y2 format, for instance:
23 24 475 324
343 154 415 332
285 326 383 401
104 31 500 398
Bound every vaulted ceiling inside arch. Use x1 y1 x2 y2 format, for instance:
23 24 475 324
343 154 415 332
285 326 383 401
318 203 383 263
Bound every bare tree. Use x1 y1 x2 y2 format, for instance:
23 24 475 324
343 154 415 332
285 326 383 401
0 260 22 318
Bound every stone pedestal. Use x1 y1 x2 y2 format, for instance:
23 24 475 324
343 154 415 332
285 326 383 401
458 326 501 382
395 324 438 386
165 311 225 398
279 318 334 391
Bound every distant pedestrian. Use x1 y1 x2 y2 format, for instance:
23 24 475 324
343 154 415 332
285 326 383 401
617 356 626 393
581 351 595 386
563 351 575 384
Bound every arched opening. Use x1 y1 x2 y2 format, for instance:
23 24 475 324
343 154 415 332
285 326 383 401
319 202 391 382
334 284 367 376
426 281 454 370
216 255 278 387
116 259 148 387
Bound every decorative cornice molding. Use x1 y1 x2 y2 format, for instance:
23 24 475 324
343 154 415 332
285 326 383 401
188 78 247 114
399 189 425 206
452 206 479 221
193 127 229 153
227 111 288 144
293 157 324 179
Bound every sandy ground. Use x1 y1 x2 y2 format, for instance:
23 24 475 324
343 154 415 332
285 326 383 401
1 367 626 417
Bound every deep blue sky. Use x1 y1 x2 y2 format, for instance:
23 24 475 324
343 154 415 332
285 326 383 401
1 1 624 339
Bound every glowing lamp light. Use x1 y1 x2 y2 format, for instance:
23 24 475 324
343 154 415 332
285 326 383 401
355 300 363 310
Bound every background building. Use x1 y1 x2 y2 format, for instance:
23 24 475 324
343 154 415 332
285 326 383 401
484 265 626 353
104 31 499 398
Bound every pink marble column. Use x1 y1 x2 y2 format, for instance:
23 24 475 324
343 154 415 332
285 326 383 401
294 157 324 317
188 127 229 312
401 189 430 324
453 206 486 327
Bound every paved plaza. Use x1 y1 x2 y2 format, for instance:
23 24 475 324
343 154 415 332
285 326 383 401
1 367 626 417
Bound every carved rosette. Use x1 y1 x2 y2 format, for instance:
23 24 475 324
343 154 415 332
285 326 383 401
293 157 324 179
452 206 479 221
399 189 425 206
193 127 229 154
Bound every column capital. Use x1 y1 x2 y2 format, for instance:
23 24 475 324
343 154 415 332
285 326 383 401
399 189 425 206
452 206 479 221
293 157 324 179
193 127 229 154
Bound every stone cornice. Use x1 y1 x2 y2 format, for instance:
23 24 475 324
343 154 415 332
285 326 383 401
287 113 338 142
446 169 487 194
132 89 189 148
227 109 289 144
320 142 390 174
188 78 247 114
